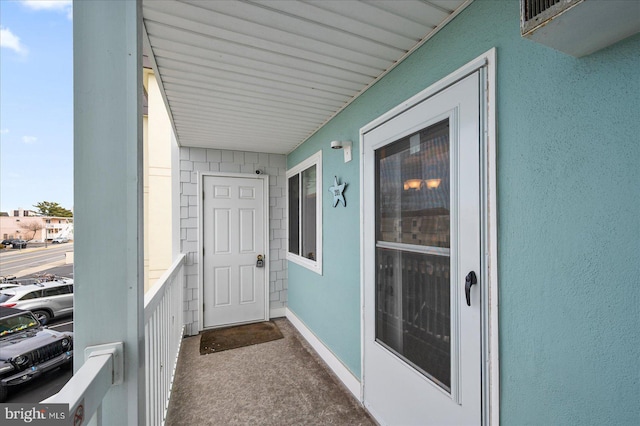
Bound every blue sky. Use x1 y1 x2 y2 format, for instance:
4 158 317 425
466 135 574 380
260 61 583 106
0 0 73 213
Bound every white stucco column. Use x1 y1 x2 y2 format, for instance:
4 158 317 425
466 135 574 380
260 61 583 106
73 1 144 424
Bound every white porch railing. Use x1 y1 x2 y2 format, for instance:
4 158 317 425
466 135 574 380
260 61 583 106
144 254 186 426
42 254 186 426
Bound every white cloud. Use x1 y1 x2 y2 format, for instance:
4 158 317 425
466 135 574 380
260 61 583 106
21 0 71 11
21 0 72 20
0 129 9 135
22 136 38 144
0 27 28 56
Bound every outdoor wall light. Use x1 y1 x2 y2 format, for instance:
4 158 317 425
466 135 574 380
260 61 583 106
330 140 352 163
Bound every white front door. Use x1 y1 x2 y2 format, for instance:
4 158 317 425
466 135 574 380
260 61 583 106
363 72 481 425
202 174 269 328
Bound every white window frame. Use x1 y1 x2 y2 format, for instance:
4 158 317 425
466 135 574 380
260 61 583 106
286 151 323 275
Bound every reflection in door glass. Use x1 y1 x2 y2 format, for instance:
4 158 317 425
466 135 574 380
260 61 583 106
375 248 451 391
374 119 451 392
376 120 449 247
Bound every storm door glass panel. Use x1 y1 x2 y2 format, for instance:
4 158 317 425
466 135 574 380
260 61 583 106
301 165 317 260
374 119 452 392
288 174 300 255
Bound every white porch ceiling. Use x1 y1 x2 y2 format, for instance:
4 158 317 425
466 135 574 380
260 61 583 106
142 0 470 154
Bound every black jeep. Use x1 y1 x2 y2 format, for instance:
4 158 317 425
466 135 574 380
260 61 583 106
0 307 73 402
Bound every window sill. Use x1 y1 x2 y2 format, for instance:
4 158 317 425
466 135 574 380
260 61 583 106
287 253 322 275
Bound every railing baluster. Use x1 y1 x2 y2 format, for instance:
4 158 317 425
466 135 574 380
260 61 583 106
144 254 186 426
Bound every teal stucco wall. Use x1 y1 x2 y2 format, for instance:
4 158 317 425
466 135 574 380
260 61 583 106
287 1 640 424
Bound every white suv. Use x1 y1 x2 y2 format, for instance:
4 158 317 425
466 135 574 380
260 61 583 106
0 280 74 323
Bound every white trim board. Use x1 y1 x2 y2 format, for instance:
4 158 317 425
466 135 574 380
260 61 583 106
285 308 361 401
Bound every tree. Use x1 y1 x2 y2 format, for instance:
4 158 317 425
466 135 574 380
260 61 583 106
19 221 44 241
33 201 73 217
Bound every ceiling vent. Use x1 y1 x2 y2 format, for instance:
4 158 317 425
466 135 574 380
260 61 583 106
521 0 640 57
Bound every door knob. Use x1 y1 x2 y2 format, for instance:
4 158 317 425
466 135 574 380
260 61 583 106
465 271 477 306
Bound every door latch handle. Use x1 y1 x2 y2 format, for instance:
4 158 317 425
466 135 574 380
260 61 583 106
256 255 264 268
465 271 477 306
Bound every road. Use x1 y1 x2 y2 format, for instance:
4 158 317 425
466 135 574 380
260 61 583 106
0 243 73 278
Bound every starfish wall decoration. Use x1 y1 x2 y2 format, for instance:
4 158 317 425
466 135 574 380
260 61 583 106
329 176 347 207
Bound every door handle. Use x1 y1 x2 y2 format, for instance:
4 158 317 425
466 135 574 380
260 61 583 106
465 271 477 306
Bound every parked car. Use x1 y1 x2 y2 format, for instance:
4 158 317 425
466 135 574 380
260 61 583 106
51 237 69 244
0 307 73 402
9 239 27 249
0 279 74 323
0 275 17 286
0 284 19 292
0 239 12 246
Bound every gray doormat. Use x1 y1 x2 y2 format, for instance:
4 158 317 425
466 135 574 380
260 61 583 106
200 321 284 355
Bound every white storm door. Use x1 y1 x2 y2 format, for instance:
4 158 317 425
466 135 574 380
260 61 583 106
203 175 268 328
363 72 481 425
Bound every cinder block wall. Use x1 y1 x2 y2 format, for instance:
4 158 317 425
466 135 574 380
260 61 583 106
179 147 288 335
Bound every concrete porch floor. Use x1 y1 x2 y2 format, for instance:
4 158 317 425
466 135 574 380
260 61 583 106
165 318 375 425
